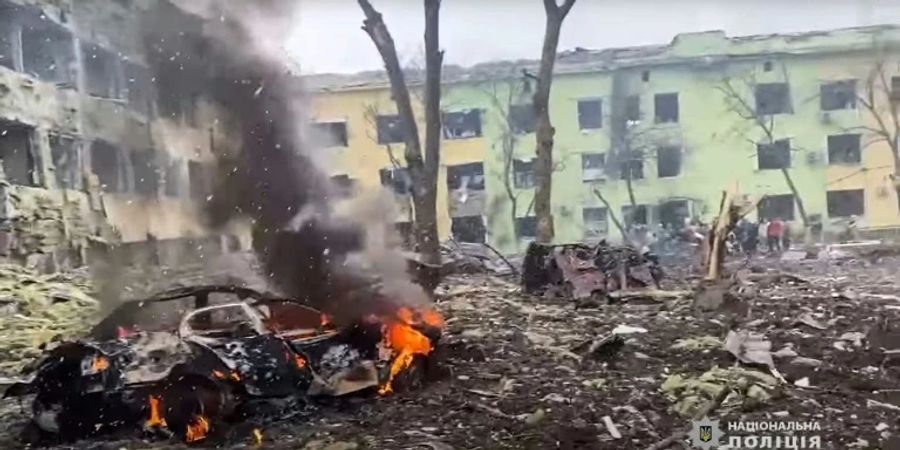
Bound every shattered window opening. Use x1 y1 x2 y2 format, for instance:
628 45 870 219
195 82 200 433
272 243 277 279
90 140 127 193
757 139 791 170
658 200 690 228
188 160 210 200
379 167 412 195
827 189 865 218
164 158 185 198
625 95 641 123
827 134 861 165
622 204 649 227
376 114 405 144
509 104 536 135
451 216 486 244
125 63 153 114
758 194 795 220
657 146 682 178
582 207 609 238
82 43 124 99
49 134 80 190
577 99 602 130
515 216 537 240
330 174 356 198
443 109 482 139
513 159 535 189
0 121 37 187
755 83 792 115
447 162 485 191
581 153 606 182
312 121 349 148
820 80 857 111
132 149 160 197
21 15 75 84
654 93 679 123
619 155 644 180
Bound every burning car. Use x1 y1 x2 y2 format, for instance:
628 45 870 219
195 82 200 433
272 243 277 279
4 285 442 444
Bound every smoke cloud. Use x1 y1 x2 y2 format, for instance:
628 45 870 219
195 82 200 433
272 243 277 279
140 0 428 322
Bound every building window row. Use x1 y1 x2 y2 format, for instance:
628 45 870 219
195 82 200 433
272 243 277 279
756 134 863 170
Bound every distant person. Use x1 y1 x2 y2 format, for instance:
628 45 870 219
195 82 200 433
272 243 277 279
766 217 784 253
742 219 759 256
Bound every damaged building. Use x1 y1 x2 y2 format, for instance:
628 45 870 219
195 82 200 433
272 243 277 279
0 0 247 270
307 25 900 254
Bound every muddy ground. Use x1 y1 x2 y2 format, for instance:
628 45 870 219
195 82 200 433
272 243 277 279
1 252 899 449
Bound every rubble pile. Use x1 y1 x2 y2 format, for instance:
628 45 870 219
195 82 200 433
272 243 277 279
0 265 99 376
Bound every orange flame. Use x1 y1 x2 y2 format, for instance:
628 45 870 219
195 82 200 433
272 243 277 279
377 306 443 395
146 395 167 428
212 369 241 382
252 428 263 446
185 415 210 443
320 314 332 327
92 355 109 372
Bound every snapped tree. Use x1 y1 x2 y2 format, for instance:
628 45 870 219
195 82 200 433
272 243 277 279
357 0 443 267
533 0 577 243
855 61 900 180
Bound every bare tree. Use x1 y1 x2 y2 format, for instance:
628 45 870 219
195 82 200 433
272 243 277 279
533 0 577 244
855 61 900 177
717 72 811 231
357 0 443 267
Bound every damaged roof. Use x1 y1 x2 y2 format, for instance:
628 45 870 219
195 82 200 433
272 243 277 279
303 24 900 92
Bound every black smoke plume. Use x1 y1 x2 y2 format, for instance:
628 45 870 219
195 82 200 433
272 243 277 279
140 0 424 322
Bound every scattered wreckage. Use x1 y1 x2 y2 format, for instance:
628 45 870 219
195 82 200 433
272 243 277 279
521 241 664 299
4 285 443 444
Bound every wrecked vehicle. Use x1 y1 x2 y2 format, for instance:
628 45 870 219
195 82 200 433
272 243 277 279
522 241 664 299
4 285 442 443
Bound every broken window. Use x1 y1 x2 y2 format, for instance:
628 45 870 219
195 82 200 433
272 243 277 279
515 216 537 240
758 194 795 220
379 167 412 195
447 162 485 191
451 216 486 244
654 93 679 123
622 204 649 228
131 149 160 196
658 200 690 228
125 63 153 114
91 140 126 193
757 139 791 170
820 80 856 111
581 153 606 182
763 61 773 72
827 189 864 218
0 121 36 186
513 159 535 189
443 109 482 139
657 146 682 178
376 114 405 144
509 104 536 134
330 174 355 198
620 154 644 180
641 70 650 82
82 43 123 99
312 121 349 147
188 160 209 200
583 207 608 238
577 99 602 130
164 158 185 197
625 95 641 123
157 91 198 124
827 134 861 165
49 134 79 189
21 15 74 84
755 83 791 115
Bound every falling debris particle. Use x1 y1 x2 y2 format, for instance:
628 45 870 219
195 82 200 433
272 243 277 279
602 415 622 439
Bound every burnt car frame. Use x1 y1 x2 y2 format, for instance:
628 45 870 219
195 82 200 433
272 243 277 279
4 285 390 443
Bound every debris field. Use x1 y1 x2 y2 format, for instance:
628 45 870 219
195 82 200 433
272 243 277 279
0 251 899 449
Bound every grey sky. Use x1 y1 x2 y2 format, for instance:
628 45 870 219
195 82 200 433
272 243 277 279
289 0 900 74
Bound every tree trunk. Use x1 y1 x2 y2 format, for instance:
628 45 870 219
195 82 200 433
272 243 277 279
593 188 631 246
780 167 809 227
533 0 576 244
358 0 442 267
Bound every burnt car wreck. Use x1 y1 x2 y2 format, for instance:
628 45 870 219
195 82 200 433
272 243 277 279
4 286 443 444
522 241 664 299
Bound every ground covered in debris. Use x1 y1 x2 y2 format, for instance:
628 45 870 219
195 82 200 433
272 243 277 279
1 253 900 449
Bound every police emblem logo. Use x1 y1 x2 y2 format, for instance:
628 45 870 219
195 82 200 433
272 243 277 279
689 417 724 449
